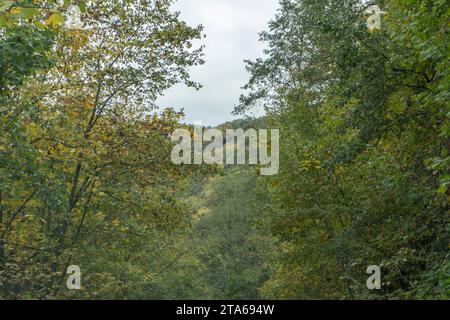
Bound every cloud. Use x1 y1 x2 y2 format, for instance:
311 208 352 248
156 0 279 126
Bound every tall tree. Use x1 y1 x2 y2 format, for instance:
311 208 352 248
238 0 449 299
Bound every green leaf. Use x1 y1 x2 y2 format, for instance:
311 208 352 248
438 185 448 195
0 12 12 27
0 0 14 13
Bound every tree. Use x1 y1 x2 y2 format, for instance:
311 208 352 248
1 0 205 298
238 0 449 299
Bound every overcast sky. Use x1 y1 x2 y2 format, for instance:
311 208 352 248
156 0 279 126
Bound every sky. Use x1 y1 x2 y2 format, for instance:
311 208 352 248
156 0 280 126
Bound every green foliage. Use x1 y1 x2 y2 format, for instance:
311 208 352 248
0 0 205 299
0 0 448 301
237 0 449 300
191 168 274 299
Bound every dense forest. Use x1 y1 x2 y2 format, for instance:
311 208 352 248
0 0 449 300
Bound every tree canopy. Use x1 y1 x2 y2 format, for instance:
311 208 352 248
0 0 448 300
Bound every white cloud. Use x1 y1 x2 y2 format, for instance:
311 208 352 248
156 0 279 126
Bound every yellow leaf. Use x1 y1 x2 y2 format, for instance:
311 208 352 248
9 7 22 15
45 12 64 27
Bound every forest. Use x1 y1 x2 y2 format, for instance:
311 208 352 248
0 0 449 300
